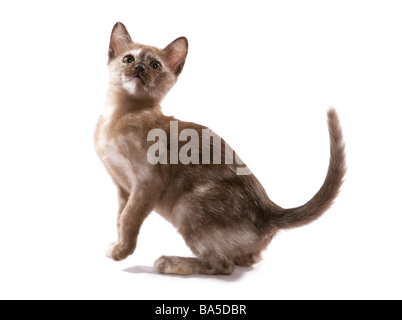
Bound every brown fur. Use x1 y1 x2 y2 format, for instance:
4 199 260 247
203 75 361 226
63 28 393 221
94 22 346 275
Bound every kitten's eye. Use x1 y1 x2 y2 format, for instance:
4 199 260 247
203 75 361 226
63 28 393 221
123 55 134 64
150 61 162 70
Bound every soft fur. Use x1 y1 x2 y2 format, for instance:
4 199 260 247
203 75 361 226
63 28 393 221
94 22 346 275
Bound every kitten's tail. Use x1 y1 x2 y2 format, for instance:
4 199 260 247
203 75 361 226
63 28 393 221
270 108 346 230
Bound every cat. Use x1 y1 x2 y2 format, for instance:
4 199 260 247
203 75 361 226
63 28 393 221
94 22 346 275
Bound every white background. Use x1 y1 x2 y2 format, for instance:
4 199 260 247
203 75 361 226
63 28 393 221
0 0 401 300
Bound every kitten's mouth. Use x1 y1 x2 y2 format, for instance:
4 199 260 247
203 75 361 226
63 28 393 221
132 75 145 85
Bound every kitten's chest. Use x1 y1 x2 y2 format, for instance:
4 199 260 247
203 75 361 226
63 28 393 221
95 106 139 191
95 105 117 158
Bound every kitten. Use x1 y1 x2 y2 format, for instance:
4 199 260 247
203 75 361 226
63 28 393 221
94 22 346 275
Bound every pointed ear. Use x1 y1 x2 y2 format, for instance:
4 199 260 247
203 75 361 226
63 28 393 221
163 37 188 76
108 22 133 62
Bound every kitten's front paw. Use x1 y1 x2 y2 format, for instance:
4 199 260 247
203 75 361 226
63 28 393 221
105 242 117 259
105 242 133 261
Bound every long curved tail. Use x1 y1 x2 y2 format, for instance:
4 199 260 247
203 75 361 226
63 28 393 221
271 108 346 229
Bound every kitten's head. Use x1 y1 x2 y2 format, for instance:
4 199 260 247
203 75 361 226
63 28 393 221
107 22 188 103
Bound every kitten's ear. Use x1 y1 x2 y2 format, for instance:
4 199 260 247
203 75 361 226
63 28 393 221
163 37 188 76
108 22 133 62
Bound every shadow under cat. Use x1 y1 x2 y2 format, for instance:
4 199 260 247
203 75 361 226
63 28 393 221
123 264 254 282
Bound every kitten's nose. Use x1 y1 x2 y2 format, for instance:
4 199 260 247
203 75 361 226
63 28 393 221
135 63 145 73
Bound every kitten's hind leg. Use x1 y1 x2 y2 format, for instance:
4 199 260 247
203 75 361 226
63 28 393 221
154 256 235 276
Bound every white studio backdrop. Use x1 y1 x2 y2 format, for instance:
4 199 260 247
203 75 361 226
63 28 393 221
0 0 401 299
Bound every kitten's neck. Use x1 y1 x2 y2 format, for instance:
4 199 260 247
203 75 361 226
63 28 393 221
107 88 162 113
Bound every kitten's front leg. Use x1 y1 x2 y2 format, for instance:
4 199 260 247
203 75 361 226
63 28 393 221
106 183 160 261
105 187 129 257
116 186 129 234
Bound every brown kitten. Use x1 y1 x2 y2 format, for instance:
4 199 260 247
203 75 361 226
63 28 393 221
94 22 346 275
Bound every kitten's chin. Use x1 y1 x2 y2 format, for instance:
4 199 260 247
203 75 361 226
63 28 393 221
125 76 145 87
122 77 145 96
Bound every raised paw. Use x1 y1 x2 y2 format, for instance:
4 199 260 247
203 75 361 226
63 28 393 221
105 242 134 261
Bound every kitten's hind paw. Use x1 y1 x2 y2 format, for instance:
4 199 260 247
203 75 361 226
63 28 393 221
154 255 235 275
154 256 189 275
